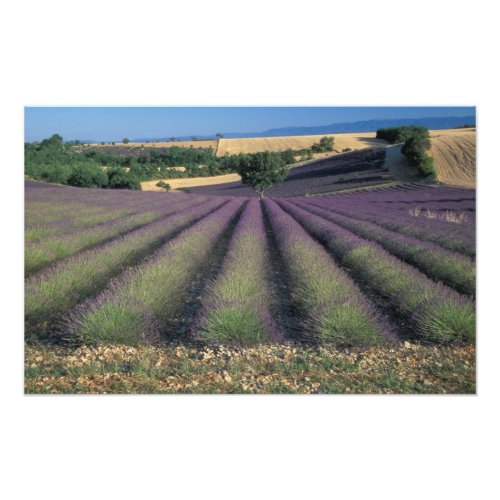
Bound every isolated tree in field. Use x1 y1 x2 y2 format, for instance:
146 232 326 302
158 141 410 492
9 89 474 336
216 133 224 139
311 136 334 153
319 136 334 151
123 138 130 144
169 137 176 142
236 152 288 200
156 180 171 191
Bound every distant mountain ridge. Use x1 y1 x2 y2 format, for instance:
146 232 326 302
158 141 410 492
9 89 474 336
243 116 476 138
124 115 475 143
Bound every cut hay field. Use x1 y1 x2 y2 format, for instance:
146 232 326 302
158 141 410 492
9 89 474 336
25 175 476 394
430 130 476 188
141 173 241 191
216 132 387 156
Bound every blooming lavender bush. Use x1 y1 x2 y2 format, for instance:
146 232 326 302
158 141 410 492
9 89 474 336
194 199 283 345
264 199 392 346
25 197 226 339
277 200 475 343
307 189 475 257
25 179 475 347
293 199 475 296
66 199 245 344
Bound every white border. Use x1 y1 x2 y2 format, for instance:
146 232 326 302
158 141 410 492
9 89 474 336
2 1 499 499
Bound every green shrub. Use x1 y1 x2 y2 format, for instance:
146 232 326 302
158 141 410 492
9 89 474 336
107 168 141 190
28 163 72 184
419 155 436 177
67 163 109 188
311 136 334 153
280 149 297 165
156 181 171 191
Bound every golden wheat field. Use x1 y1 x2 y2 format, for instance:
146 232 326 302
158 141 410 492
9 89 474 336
430 130 476 188
141 173 241 191
429 127 475 138
216 132 387 156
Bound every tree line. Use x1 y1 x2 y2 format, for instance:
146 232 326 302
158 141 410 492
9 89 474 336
25 134 335 191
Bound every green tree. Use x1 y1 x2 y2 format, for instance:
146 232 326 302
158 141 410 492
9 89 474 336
156 180 171 191
40 134 64 149
319 136 334 151
123 138 130 144
236 152 288 199
311 136 334 153
67 163 109 188
107 168 141 190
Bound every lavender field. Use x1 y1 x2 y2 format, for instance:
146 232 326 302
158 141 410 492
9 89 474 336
25 179 475 352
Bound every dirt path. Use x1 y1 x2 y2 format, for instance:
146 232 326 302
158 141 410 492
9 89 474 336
383 145 429 183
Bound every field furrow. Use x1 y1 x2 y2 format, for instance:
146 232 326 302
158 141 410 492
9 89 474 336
25 196 209 276
193 199 283 345
25 198 227 340
276 199 475 344
25 179 476 350
25 208 138 242
26 212 161 276
65 200 245 344
307 197 475 257
293 199 475 296
263 199 392 346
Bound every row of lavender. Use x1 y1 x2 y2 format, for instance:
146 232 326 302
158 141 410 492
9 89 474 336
25 181 475 346
25 193 212 275
25 182 231 340
303 185 476 257
276 200 474 344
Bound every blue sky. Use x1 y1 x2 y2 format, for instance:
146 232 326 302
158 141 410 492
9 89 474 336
24 107 476 142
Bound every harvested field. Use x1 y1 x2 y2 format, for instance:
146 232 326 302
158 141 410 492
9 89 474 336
430 131 476 188
217 132 387 156
142 173 241 191
429 127 475 138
